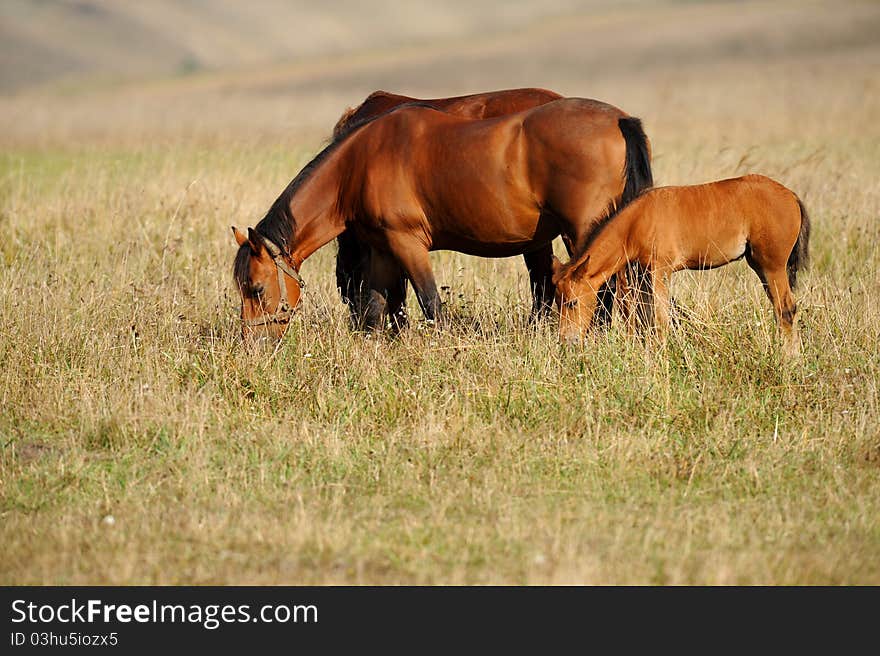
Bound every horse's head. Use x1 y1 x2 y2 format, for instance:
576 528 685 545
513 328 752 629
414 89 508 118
232 226 304 342
552 255 598 345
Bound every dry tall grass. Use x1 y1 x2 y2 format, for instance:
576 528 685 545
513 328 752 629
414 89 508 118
1 0 878 583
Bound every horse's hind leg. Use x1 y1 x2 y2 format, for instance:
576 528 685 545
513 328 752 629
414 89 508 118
766 269 799 357
523 245 555 322
747 254 799 356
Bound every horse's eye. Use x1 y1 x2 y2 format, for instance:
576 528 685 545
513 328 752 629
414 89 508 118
251 284 265 298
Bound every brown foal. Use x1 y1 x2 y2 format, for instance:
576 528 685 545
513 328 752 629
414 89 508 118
552 174 810 355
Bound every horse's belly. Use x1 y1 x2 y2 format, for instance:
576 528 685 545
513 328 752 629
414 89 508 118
428 206 557 256
430 234 550 257
685 233 747 269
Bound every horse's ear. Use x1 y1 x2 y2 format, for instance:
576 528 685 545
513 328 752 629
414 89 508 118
232 226 248 248
246 227 265 255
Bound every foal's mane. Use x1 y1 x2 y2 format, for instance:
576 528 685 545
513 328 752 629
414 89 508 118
556 194 646 282
234 101 439 289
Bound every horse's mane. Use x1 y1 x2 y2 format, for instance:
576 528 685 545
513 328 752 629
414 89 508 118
332 90 403 138
555 201 623 281
234 100 439 289
332 105 359 140
555 189 653 282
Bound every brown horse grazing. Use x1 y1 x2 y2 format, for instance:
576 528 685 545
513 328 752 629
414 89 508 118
333 88 567 330
551 174 811 355
232 97 653 342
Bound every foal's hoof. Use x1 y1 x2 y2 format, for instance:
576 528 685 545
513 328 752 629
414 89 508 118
782 340 802 360
559 334 584 348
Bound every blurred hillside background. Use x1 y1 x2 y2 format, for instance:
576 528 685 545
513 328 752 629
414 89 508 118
2 0 878 146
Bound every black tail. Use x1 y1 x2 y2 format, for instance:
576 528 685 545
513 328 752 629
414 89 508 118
787 197 811 289
615 116 654 330
335 229 371 328
618 116 654 207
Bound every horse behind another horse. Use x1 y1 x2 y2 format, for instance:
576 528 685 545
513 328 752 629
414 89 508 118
332 88 568 330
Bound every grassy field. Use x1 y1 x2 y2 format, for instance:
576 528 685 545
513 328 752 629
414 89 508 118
1 0 879 584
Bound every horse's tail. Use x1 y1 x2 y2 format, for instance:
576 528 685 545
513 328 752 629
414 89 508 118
618 116 654 207
615 116 654 329
787 197 811 289
335 229 370 327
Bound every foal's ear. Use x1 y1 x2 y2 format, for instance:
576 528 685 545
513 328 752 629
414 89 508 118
246 227 265 255
551 255 564 283
232 226 248 247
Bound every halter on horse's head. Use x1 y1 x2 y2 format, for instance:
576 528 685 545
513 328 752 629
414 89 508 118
232 226 305 341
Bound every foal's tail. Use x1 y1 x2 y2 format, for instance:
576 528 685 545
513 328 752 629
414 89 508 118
618 116 654 206
787 197 811 289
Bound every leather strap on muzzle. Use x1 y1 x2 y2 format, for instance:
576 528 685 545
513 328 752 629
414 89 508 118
243 238 305 328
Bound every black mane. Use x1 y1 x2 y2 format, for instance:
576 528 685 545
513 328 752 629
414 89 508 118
233 100 440 291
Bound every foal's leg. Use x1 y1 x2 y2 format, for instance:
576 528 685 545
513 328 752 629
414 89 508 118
523 245 555 322
612 262 654 332
615 266 644 334
746 247 800 356
651 268 673 339
752 265 800 356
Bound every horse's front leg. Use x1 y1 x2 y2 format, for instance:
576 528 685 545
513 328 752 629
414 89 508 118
335 228 372 331
385 274 410 334
364 251 408 331
388 237 442 326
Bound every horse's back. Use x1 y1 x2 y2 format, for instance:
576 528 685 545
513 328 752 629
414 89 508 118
334 91 416 136
638 176 801 264
350 105 545 250
519 98 631 210
709 174 799 216
337 88 561 137
436 87 563 119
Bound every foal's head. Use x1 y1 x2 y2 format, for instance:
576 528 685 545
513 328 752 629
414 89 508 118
232 226 303 342
552 255 599 344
